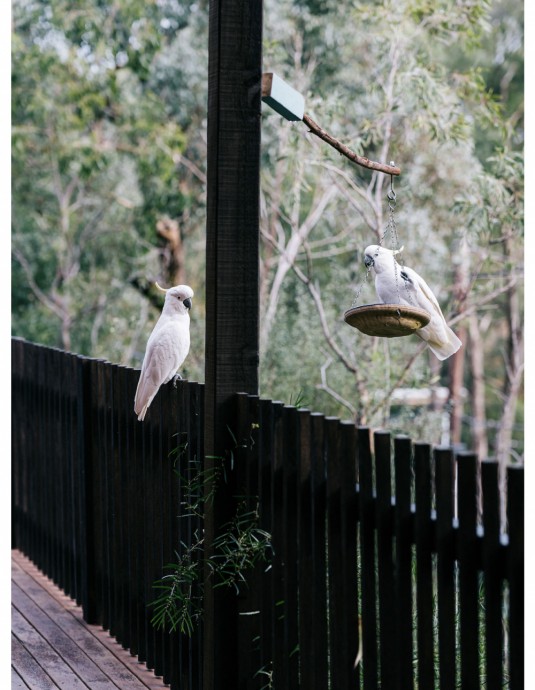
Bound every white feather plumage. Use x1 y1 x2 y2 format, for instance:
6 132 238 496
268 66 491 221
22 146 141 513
364 245 462 360
134 284 194 421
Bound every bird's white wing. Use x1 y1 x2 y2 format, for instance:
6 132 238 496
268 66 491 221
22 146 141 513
400 266 461 360
400 266 443 315
134 321 190 420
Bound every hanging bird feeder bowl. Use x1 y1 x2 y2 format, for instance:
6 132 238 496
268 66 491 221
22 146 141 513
344 303 431 338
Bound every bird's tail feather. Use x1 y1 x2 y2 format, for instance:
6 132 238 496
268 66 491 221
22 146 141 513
134 375 156 421
426 328 462 361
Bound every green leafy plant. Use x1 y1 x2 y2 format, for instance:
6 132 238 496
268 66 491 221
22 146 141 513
210 500 273 593
150 540 203 635
149 425 273 636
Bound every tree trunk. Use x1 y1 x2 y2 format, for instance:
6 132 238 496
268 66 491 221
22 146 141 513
494 238 524 468
468 312 488 460
449 330 466 446
449 236 470 446
156 216 186 286
493 236 524 528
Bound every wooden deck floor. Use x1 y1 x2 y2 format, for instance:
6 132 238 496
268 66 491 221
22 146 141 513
11 550 168 689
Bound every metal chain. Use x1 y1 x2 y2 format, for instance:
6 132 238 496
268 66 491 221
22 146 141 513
351 221 390 307
352 164 413 309
388 170 414 308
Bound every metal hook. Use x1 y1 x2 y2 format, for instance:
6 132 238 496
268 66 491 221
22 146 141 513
387 164 396 205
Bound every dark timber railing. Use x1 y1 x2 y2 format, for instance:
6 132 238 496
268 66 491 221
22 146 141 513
11 338 524 690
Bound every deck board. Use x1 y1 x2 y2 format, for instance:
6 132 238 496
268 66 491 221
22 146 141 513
11 551 168 690
11 634 61 689
10 666 31 690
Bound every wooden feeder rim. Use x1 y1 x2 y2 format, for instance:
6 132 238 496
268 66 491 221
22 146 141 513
343 303 431 338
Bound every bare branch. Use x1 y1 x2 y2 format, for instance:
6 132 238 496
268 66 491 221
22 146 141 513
291 262 358 374
12 246 65 321
317 356 357 416
367 342 428 420
447 276 519 328
260 184 338 347
302 113 401 176
312 161 378 233
172 152 207 184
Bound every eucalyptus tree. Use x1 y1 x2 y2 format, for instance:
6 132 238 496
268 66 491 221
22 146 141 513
11 0 207 374
259 0 523 464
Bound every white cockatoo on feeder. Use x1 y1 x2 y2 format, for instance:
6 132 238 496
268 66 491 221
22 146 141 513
134 283 194 421
363 245 462 361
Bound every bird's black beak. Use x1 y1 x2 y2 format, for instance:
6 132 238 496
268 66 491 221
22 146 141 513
184 298 192 310
364 255 374 268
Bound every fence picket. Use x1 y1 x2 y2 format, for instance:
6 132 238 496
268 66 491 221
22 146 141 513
297 408 315 690
326 416 346 689
235 393 263 688
78 356 95 623
481 459 503 690
310 413 329 688
458 452 480 688
507 465 524 690
67 352 81 603
394 436 413 690
109 364 123 644
282 406 300 688
119 366 132 651
92 358 107 627
435 447 457 690
191 381 204 689
414 442 435 690
172 379 189 689
146 393 164 674
40 345 51 578
101 365 115 634
339 421 359 688
358 426 378 690
375 430 396 690
158 378 173 685
130 366 145 660
11 339 22 552
258 399 280 686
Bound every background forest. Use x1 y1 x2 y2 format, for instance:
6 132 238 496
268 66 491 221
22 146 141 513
11 0 524 473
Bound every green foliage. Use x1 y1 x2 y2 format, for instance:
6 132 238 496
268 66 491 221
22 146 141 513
150 542 204 636
11 0 206 369
210 501 273 593
150 436 272 636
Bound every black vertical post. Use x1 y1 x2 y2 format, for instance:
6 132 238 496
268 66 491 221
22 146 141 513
414 442 435 690
204 0 262 687
393 436 413 690
375 430 395 690
457 452 480 689
78 356 97 624
507 465 524 690
435 447 457 690
358 426 378 690
481 460 503 690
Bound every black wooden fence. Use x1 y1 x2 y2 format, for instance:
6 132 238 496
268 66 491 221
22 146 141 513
11 338 524 689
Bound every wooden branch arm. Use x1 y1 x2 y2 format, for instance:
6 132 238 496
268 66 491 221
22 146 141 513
302 113 401 176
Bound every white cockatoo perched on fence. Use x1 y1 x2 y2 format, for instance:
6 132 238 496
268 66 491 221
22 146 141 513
363 245 462 361
134 283 194 421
